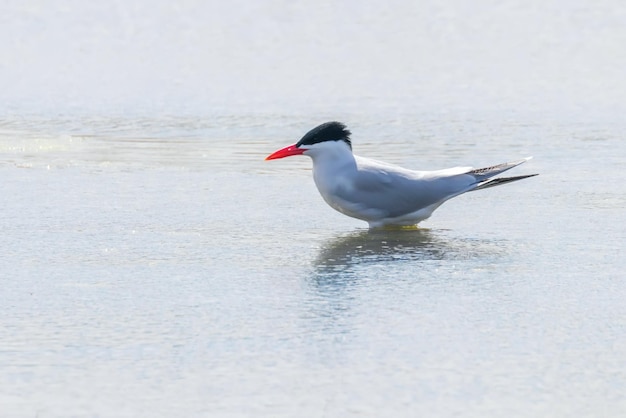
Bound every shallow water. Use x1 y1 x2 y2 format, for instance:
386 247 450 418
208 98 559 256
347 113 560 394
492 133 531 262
2 1 626 417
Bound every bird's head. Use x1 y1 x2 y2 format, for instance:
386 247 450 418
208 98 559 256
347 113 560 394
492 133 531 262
265 121 352 160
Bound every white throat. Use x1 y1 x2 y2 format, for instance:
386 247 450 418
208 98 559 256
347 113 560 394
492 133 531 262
303 141 357 208
304 141 356 175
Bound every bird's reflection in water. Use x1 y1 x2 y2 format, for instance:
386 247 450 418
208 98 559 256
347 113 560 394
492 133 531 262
315 227 445 272
310 227 504 292
301 228 454 347
307 227 447 306
301 228 505 356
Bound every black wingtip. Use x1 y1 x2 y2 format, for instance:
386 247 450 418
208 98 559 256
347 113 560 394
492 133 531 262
472 173 538 191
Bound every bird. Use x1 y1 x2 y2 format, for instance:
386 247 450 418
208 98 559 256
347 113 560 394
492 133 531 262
265 121 537 228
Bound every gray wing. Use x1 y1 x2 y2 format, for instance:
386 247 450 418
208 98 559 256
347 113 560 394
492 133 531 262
332 156 536 219
336 161 476 218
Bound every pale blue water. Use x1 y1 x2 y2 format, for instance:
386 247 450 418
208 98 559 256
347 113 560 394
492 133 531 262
1 1 626 417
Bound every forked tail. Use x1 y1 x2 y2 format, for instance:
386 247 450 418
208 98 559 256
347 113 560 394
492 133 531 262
472 173 538 191
468 157 538 191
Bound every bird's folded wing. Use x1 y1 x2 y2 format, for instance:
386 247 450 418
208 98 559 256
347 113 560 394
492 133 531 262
342 166 474 218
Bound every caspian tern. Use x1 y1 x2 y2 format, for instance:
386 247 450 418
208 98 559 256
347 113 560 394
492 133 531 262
266 121 537 228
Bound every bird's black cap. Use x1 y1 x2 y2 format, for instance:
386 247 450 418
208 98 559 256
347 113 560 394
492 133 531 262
296 121 352 150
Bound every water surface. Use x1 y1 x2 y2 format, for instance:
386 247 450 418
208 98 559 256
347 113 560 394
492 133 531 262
2 1 626 417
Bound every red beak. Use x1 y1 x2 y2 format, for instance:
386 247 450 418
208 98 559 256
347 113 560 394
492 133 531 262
265 144 306 160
